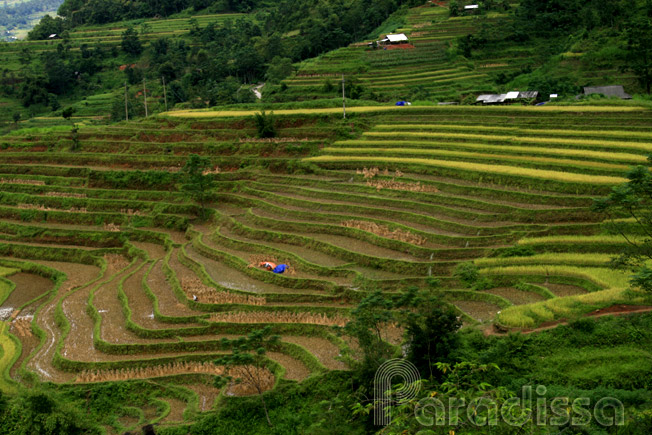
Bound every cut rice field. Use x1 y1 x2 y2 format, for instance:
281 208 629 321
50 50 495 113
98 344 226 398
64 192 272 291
0 103 651 429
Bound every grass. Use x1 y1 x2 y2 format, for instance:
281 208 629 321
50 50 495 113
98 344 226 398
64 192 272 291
0 267 18 277
475 253 614 267
0 322 19 393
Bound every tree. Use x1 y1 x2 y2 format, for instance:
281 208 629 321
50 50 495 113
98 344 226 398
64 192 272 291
0 389 97 434
449 0 460 17
593 159 652 292
342 289 411 385
623 17 652 94
253 111 277 138
265 56 293 84
121 27 143 56
181 154 216 220
213 327 280 426
12 112 20 125
403 295 462 380
27 15 65 40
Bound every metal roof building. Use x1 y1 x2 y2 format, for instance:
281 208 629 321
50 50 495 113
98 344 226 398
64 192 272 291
476 91 539 104
379 33 409 44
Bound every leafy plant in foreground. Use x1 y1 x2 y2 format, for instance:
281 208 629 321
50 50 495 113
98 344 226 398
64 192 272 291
593 157 652 292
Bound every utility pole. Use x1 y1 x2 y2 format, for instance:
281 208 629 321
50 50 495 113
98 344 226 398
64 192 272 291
341 74 346 119
162 76 168 112
124 81 128 122
143 78 148 118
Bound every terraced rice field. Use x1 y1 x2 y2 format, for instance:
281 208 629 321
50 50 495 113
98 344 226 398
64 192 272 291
278 5 525 101
278 3 637 102
0 104 650 427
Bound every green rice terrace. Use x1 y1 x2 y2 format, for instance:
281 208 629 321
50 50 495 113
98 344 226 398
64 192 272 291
276 4 639 103
0 103 651 431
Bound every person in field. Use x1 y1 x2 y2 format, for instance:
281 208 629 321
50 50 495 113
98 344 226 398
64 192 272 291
258 261 288 273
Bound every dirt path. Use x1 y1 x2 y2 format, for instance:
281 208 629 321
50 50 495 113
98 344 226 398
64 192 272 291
252 83 265 100
485 305 652 336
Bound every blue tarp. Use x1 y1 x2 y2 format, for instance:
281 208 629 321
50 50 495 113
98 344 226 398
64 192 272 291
395 101 406 106
273 264 288 274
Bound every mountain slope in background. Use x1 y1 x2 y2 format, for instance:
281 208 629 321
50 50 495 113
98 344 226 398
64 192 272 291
0 0 63 41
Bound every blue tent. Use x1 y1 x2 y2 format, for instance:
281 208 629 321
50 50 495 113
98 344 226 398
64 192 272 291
395 101 406 106
273 264 288 274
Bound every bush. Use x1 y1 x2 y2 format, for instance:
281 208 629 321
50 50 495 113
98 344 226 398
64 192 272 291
454 262 493 290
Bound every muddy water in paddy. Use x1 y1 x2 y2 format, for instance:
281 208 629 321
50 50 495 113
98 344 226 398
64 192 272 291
484 287 547 305
23 260 101 382
59 262 235 364
122 262 202 330
130 241 167 260
218 225 349 267
184 245 328 295
147 258 199 319
2 272 53 310
95 261 207 345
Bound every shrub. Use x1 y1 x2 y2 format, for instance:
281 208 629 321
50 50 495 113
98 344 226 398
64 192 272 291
569 317 596 333
454 262 480 287
454 262 493 290
497 245 536 258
